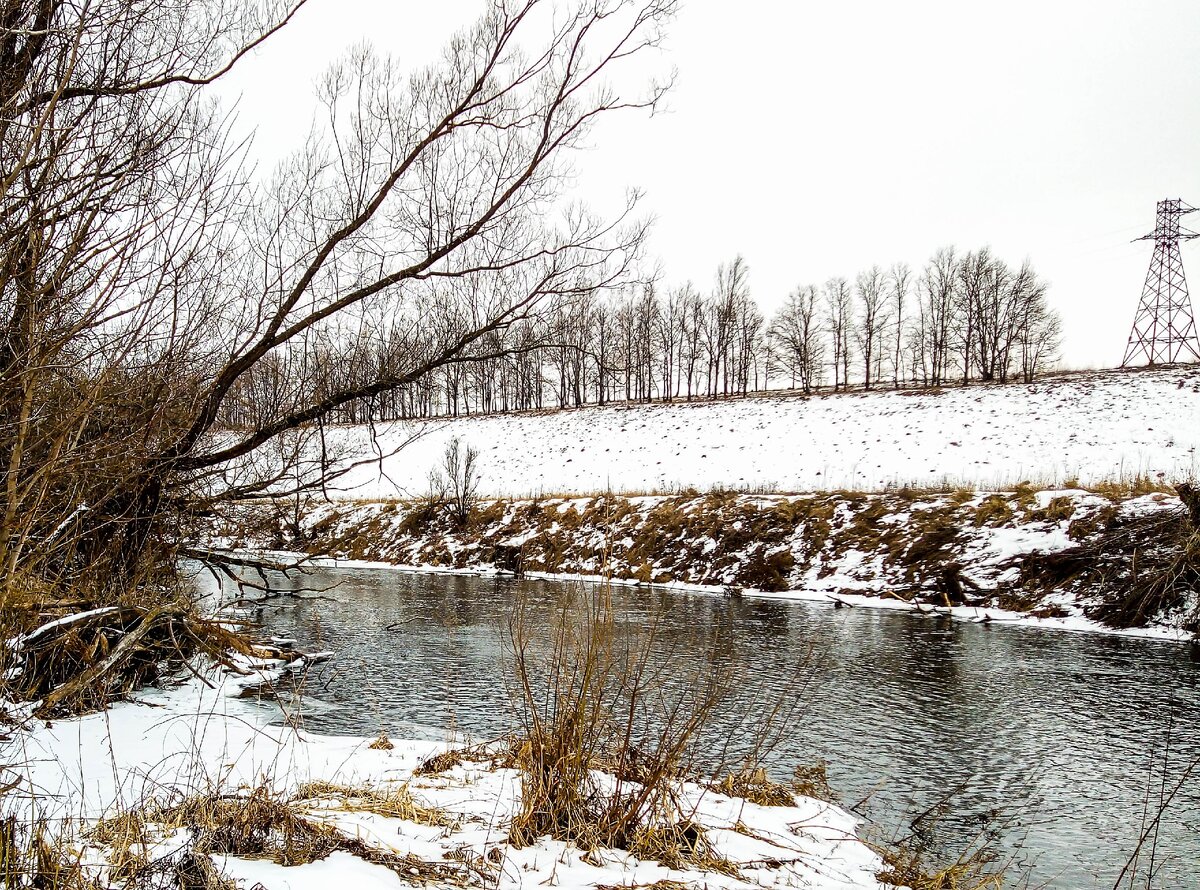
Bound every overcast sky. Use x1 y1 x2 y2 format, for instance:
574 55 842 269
223 0 1200 369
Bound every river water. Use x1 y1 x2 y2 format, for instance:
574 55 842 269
244 566 1200 889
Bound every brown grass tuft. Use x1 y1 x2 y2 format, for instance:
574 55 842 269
293 781 454 827
709 767 795 808
876 844 1003 890
413 748 467 777
92 783 470 888
627 821 739 876
790 760 835 802
368 730 394 750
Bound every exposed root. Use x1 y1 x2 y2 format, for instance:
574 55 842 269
1017 504 1200 629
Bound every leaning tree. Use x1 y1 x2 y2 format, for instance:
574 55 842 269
0 0 676 605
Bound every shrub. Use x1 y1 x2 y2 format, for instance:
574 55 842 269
505 584 729 857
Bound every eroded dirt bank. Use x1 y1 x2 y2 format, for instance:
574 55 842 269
209 484 1199 634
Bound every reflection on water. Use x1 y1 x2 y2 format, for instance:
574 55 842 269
245 567 1200 889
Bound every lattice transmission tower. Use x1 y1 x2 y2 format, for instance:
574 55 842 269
1121 198 1200 367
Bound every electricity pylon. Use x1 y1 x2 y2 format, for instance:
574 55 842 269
1121 198 1200 367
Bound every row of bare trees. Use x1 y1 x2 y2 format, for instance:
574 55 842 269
224 246 1061 424
773 247 1062 395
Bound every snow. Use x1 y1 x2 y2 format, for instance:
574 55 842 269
305 368 1200 498
1 651 893 890
7 606 121 651
218 851 409 890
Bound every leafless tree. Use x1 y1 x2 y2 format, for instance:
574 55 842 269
954 248 995 385
677 283 704 400
824 277 853 391
887 263 911 388
768 285 825 394
442 437 480 528
0 0 677 602
854 266 889 390
913 247 957 386
1011 262 1061 383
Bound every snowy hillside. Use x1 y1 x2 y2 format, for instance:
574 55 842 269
316 367 1200 498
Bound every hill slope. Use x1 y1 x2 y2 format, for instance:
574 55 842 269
318 367 1200 498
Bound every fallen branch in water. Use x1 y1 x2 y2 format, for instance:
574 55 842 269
5 605 255 717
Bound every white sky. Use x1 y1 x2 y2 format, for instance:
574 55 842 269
222 0 1200 369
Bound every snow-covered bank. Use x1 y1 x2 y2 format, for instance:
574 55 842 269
211 485 1198 639
307 367 1200 498
1 657 893 890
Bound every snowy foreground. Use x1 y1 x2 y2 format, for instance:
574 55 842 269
314 368 1200 498
4 656 894 890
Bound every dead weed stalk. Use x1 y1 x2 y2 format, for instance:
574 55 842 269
505 582 740 870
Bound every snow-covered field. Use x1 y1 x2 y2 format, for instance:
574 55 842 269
315 368 1200 498
2 653 890 890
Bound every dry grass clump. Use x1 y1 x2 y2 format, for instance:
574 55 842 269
708 767 795 808
505 584 734 869
1088 473 1177 500
971 496 1013 527
0 818 90 889
368 730 394 750
1031 495 1076 524
1065 504 1120 541
790 760 834 802
413 748 467 776
876 844 1003 890
116 784 340 867
595 881 691 890
91 783 471 889
293 781 454 827
627 821 739 876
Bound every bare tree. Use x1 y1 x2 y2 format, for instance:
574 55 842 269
677 284 704 401
442 437 481 528
824 277 853 391
954 247 994 385
0 0 678 602
768 285 825 394
887 263 911 388
914 247 957 386
854 266 889 390
1011 262 1060 383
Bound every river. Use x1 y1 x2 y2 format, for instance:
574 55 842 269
241 566 1200 889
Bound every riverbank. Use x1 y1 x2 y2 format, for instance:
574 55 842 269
209 484 1198 639
1 649 896 889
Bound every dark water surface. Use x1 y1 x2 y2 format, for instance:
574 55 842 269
245 567 1200 888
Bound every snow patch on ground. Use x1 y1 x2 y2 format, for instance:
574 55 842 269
1 657 892 890
302 368 1200 498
